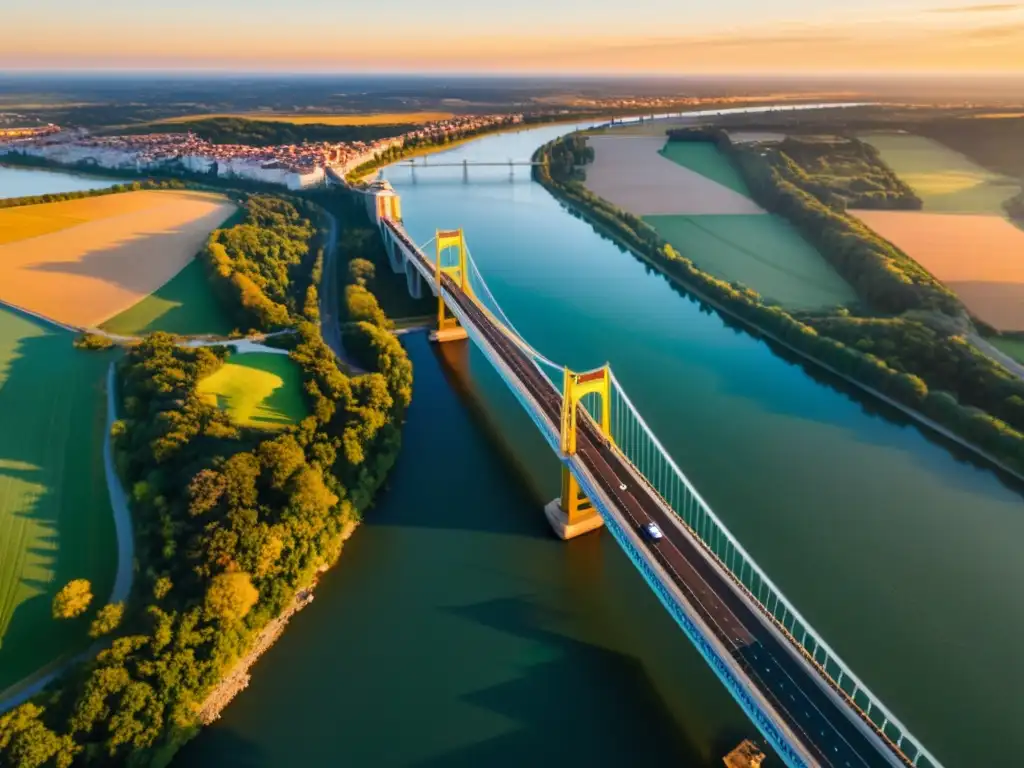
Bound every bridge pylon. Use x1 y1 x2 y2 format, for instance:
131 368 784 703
430 228 470 343
544 365 610 540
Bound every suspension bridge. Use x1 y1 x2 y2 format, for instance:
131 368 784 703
361 184 942 768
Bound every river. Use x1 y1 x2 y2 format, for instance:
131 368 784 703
179 123 1022 767
0 163 123 198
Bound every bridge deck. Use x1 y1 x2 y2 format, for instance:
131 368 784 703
383 219 899 768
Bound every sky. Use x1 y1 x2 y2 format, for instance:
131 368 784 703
4 0 1024 74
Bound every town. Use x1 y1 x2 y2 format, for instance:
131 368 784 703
0 113 523 189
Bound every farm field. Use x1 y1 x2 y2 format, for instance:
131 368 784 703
151 111 454 126
859 133 1018 214
585 136 762 214
658 141 756 197
585 136 853 309
100 259 233 337
855 210 1024 330
0 306 116 691
0 186 169 245
197 352 307 430
646 214 857 309
0 190 235 328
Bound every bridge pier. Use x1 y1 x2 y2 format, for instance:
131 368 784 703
405 261 423 300
544 467 604 539
385 236 402 274
429 326 469 343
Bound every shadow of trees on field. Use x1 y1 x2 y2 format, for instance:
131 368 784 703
13 201 233 334
99 259 233 337
0 308 115 691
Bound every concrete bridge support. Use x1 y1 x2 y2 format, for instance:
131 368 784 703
386 236 404 274
405 261 423 300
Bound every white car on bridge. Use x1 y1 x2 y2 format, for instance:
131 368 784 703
642 522 664 541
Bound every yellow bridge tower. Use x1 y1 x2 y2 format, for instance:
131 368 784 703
430 228 470 343
544 365 610 539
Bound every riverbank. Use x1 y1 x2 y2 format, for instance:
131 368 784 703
196 519 358 724
534 146 1024 488
0 185 414 765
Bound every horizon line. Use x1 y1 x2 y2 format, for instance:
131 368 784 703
3 68 1024 79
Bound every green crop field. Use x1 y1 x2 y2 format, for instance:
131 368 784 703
0 306 116 692
645 213 857 310
988 337 1024 365
860 133 1019 214
198 352 307 430
99 259 234 337
659 142 755 199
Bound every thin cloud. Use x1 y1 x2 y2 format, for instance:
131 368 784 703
959 21 1024 36
931 3 1021 12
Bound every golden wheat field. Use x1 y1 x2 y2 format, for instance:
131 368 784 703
0 190 235 327
856 210 1024 330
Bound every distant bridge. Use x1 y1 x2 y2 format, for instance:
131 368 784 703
394 157 541 181
397 158 542 168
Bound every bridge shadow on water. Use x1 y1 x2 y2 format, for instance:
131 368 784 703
365 333 555 539
417 595 724 768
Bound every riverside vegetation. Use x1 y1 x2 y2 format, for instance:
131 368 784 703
0 190 413 766
534 132 1024 476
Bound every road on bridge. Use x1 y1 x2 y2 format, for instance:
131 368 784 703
431 262 899 768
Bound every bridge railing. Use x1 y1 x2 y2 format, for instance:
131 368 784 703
594 372 939 768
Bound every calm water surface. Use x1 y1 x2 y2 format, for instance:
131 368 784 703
0 164 123 199
183 125 1023 767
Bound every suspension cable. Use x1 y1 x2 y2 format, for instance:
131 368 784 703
464 246 564 372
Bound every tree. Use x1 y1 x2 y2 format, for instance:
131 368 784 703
89 603 125 639
52 579 93 620
348 258 376 286
204 572 259 621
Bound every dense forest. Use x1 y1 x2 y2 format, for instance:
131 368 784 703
544 134 594 183
0 191 413 766
201 195 328 331
770 137 921 210
119 117 417 147
666 127 921 209
533 136 1024 476
304 190 433 320
807 316 1024 434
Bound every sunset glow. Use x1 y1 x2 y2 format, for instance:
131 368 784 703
4 0 1024 72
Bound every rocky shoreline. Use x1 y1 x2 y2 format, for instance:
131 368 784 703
196 519 358 725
